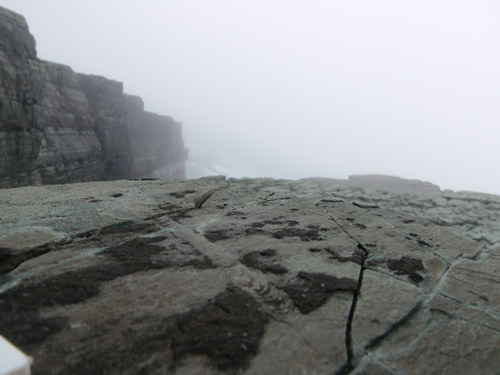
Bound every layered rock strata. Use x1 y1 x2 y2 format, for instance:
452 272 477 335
0 177 498 374
0 6 187 188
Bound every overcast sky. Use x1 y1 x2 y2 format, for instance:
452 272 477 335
2 0 499 194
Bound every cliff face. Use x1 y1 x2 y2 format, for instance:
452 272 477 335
0 6 187 188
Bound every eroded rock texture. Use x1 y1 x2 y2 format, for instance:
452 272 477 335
0 6 187 188
0 177 498 374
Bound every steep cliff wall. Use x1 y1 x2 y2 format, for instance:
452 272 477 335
0 6 187 188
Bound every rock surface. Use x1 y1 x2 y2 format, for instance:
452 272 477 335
0 6 187 188
0 177 498 374
303 175 441 195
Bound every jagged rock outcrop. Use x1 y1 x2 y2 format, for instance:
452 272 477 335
0 177 498 374
0 6 187 188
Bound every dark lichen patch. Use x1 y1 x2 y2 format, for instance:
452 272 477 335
106 237 215 270
250 219 299 229
272 228 324 241
168 287 269 372
99 221 158 236
0 265 118 348
158 202 182 211
244 228 265 236
169 192 186 198
157 202 193 222
386 256 424 284
104 237 170 270
280 272 357 314
251 222 265 228
204 229 231 242
241 250 288 274
169 190 196 199
324 247 365 265
226 211 247 217
0 245 51 275
110 193 123 198
0 235 215 350
0 306 66 349
152 240 216 270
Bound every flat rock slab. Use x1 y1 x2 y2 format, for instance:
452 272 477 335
0 177 498 374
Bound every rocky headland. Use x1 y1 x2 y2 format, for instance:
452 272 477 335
0 176 498 374
0 6 187 188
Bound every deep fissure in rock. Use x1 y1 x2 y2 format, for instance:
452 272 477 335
336 243 368 375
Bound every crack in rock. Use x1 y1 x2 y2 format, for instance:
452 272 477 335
335 244 368 375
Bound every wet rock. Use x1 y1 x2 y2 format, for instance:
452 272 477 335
0 177 498 374
280 271 357 314
241 250 288 274
168 287 269 372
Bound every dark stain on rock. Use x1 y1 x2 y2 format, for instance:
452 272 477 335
402 219 415 224
158 202 182 211
280 272 357 314
0 245 51 275
169 190 195 198
204 229 231 242
272 228 324 241
387 256 424 284
99 221 158 236
251 219 300 229
168 287 269 372
244 228 265 236
251 222 265 228
169 192 186 198
158 203 193 222
0 235 215 350
308 225 329 232
226 211 247 217
241 250 288 274
325 247 365 265
110 193 123 198
0 303 66 349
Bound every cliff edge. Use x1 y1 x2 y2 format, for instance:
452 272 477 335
0 6 188 188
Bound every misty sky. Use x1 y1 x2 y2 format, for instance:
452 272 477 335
2 0 499 194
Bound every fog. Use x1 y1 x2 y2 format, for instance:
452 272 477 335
2 0 499 194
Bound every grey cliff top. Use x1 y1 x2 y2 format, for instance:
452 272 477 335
0 177 499 374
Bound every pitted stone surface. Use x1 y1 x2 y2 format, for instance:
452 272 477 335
0 177 498 374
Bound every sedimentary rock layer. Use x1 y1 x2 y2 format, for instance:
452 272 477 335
0 177 498 374
0 6 187 188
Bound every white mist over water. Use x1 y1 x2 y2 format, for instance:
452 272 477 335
2 0 499 194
